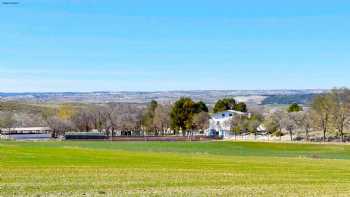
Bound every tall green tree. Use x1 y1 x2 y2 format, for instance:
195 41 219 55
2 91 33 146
288 103 303 113
170 98 208 135
213 98 247 113
234 102 248 112
194 101 209 113
170 97 195 135
213 98 236 113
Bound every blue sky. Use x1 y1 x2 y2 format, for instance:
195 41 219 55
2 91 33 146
1 0 350 92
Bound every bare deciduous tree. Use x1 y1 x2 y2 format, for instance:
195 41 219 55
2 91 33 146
0 112 16 134
71 109 94 132
296 111 313 141
14 112 46 127
329 88 350 142
311 94 333 142
153 104 171 135
271 110 286 135
192 111 209 134
283 112 299 141
46 116 74 138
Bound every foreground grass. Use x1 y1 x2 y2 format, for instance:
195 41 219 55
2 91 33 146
0 141 350 196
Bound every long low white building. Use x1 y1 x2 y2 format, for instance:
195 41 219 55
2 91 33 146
0 127 52 140
0 127 52 134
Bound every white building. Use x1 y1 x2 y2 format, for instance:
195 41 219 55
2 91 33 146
207 110 250 138
0 127 52 134
0 127 52 140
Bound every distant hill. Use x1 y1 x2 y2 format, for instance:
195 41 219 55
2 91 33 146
0 90 326 105
261 94 318 105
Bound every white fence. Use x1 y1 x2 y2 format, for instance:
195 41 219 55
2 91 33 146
224 134 292 141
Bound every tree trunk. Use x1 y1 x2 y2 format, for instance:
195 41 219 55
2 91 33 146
338 123 345 143
340 131 344 143
305 129 309 141
322 115 328 142
289 130 293 141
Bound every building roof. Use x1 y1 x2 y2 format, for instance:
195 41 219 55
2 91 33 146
226 110 249 115
210 110 250 121
211 110 249 117
0 127 52 132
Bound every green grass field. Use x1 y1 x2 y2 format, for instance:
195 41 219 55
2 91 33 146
1 141 350 196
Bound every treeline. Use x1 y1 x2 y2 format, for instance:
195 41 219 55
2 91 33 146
44 98 224 137
1 88 350 142
0 97 247 137
242 88 350 142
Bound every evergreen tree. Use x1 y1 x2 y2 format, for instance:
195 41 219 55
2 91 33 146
288 103 303 113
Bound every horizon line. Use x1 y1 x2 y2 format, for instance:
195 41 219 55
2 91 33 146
0 88 330 94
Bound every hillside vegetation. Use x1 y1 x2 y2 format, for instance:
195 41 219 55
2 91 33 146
261 94 317 105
